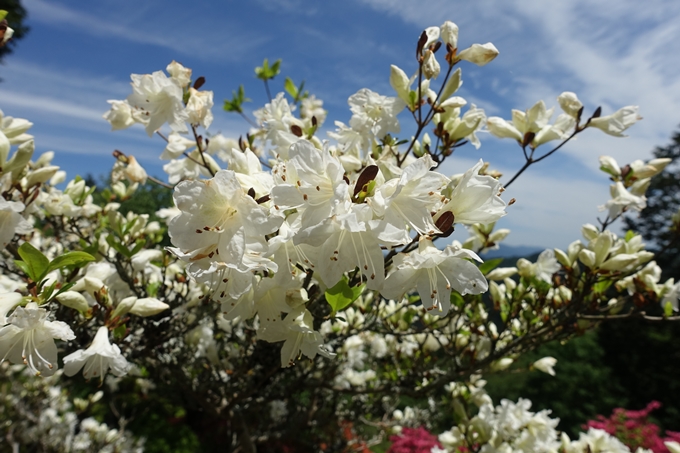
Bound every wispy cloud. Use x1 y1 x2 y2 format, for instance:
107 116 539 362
356 0 680 168
23 0 269 61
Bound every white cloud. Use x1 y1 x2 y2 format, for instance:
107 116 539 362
357 0 680 168
23 0 269 61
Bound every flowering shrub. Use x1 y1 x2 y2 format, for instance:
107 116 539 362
1 13 679 450
388 427 442 453
585 402 680 453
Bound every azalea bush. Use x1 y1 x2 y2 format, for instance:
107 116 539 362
1 15 679 452
584 402 680 453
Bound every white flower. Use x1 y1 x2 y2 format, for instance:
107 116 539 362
370 154 449 245
599 181 646 218
0 197 33 248
126 70 188 136
166 60 192 88
169 170 281 273
103 100 135 131
533 357 557 376
588 105 641 137
258 307 335 367
63 326 130 380
186 88 214 129
0 292 23 325
437 159 506 225
0 109 33 145
0 302 75 376
297 204 384 291
124 156 148 185
348 88 405 142
382 237 488 316
558 92 583 119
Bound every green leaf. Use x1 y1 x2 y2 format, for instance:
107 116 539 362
106 235 132 258
255 58 282 81
146 281 161 298
624 230 636 242
47 251 95 275
13 259 31 278
450 291 465 309
284 77 298 99
0 10 8 21
113 324 127 340
17 242 50 281
223 85 250 113
479 257 504 275
593 279 613 294
41 280 59 302
325 277 365 313
664 301 674 317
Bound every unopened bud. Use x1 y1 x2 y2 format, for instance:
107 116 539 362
56 291 90 313
129 297 170 317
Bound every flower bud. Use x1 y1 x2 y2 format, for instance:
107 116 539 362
592 232 613 266
124 156 148 185
56 291 90 313
422 50 440 80
6 139 34 180
440 21 459 49
438 68 462 105
486 267 517 281
491 357 514 372
578 249 596 268
390 65 411 104
600 254 638 271
457 43 499 66
488 281 506 304
581 224 599 242
533 357 557 376
599 155 621 178
129 297 170 317
24 165 60 188
557 92 583 118
554 248 571 267
422 26 440 51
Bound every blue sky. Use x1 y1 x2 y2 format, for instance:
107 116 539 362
2 0 680 250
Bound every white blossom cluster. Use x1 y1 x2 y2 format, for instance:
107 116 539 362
431 379 658 453
0 364 144 452
0 17 678 450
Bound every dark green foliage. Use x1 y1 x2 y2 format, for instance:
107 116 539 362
0 0 29 63
598 318 680 432
485 330 626 437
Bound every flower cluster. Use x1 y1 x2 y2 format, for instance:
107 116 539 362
584 402 680 453
0 15 677 451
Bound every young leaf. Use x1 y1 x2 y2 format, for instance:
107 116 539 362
325 277 365 313
284 77 298 99
47 251 96 275
17 242 50 282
